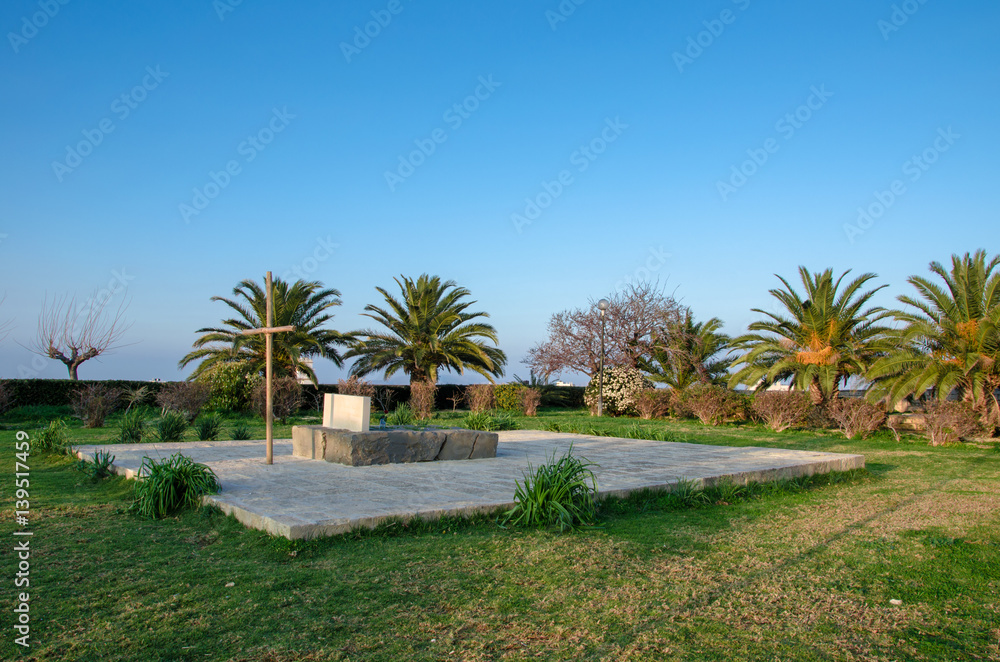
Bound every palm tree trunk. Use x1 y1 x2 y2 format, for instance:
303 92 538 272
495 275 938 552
809 379 826 407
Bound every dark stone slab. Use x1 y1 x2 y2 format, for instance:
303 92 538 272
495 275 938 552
291 426 499 466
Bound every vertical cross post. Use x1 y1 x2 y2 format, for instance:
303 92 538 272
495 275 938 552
241 271 295 464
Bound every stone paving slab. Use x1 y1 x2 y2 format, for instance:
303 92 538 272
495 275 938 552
74 430 864 540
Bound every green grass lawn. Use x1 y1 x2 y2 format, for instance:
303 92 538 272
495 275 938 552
2 406 999 661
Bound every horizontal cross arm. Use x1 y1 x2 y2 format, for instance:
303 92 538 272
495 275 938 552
240 325 296 336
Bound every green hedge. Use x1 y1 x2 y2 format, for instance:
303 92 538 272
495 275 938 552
1 379 169 409
2 379 586 412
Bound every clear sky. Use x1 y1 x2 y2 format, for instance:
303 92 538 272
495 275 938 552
1 0 997 385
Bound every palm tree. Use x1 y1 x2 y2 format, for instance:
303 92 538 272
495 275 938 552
178 276 348 385
728 267 892 407
346 274 507 384
642 310 732 390
866 250 1000 426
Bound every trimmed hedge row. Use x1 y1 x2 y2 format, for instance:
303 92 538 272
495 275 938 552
1 379 586 412
1 379 168 408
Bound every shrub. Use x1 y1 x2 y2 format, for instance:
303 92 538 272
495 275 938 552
463 409 518 431
409 381 436 420
583 367 652 417
252 377 303 422
205 362 261 412
494 384 525 413
923 401 981 445
521 388 542 417
337 376 376 399
157 382 211 424
129 453 220 519
387 403 415 426
0 380 11 414
35 419 70 454
466 384 495 413
194 413 223 441
371 386 398 415
231 421 252 441
155 412 188 443
501 446 598 531
337 375 375 398
752 391 812 432
634 389 672 420
86 450 117 481
122 385 154 413
117 409 146 444
828 398 886 440
71 384 122 428
683 384 741 426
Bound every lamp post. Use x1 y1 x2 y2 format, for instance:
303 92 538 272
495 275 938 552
597 298 609 416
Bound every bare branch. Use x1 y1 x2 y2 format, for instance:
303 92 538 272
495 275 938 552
27 293 133 379
524 281 682 379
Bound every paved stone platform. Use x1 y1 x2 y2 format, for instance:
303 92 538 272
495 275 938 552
74 431 864 540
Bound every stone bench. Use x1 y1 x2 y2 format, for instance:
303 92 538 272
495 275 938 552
291 425 499 466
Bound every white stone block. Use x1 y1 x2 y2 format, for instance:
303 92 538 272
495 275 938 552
322 393 370 432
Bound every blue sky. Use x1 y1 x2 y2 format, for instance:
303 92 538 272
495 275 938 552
1 0 997 384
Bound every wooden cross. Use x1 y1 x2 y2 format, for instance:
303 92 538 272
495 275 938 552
241 272 295 465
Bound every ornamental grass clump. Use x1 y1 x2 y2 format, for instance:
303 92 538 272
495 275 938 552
155 412 188 442
117 409 146 444
501 445 598 532
194 413 223 441
463 409 518 431
129 453 220 519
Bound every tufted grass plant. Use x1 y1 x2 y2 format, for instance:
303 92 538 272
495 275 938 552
386 403 415 426
501 445 598 532
155 411 188 442
194 413 223 441
463 409 519 432
230 420 252 440
129 453 220 519
117 409 147 444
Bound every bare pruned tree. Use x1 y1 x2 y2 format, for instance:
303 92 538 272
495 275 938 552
28 294 132 380
523 281 682 379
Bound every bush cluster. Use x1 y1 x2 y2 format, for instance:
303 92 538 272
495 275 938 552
494 384 525 412
466 384 494 412
71 384 122 428
682 384 742 426
157 382 211 424
923 401 981 445
584 367 652 417
409 381 436 420
252 377 302 423
205 362 261 412
752 391 812 432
